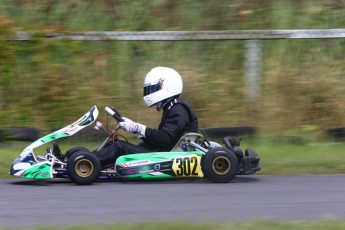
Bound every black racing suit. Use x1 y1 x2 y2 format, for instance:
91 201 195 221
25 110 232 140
94 97 199 167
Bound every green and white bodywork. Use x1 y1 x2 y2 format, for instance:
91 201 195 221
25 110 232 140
9 106 99 179
115 151 204 180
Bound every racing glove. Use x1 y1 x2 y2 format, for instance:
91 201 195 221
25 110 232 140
119 117 146 138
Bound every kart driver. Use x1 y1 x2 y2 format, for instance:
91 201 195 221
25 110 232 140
94 66 199 167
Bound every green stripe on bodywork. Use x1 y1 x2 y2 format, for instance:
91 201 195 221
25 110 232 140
21 163 52 179
40 133 69 143
116 150 203 164
26 133 69 150
123 173 174 180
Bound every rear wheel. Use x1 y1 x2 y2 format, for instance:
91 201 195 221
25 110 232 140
203 147 238 183
67 151 101 185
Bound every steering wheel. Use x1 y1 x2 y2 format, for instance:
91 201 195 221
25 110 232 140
104 106 129 143
105 106 124 122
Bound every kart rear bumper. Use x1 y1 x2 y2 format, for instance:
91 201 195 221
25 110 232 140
237 148 260 175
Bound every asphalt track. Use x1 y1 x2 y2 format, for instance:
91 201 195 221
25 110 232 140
1 175 345 228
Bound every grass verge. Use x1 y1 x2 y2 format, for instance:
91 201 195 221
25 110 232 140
3 220 345 230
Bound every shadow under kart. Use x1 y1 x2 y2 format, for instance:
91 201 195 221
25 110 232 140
9 106 260 185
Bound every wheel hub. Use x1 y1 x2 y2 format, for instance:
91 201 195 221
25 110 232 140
75 159 93 177
212 156 231 175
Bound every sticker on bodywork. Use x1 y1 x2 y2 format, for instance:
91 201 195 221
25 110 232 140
172 154 203 177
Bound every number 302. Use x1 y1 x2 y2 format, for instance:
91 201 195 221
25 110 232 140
174 156 199 176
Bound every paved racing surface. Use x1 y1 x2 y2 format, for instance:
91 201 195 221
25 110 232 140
1 175 345 228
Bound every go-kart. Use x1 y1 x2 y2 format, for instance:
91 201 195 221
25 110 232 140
9 106 260 185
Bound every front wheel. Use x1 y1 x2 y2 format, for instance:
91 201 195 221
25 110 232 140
203 147 238 183
65 146 90 158
67 151 101 185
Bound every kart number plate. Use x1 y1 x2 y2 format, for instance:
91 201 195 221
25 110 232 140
172 154 203 178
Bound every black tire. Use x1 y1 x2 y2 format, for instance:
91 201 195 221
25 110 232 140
0 129 4 142
67 151 101 185
327 127 345 141
65 146 90 158
203 147 238 183
202 127 256 139
2 127 39 141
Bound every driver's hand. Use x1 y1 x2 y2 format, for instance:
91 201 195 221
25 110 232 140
119 117 146 138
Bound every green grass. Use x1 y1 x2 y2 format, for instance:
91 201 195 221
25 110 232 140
240 138 345 175
3 220 345 230
2 137 345 178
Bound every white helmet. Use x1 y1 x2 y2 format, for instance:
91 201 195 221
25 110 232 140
143 67 183 107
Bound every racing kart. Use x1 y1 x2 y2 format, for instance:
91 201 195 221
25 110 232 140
9 106 260 185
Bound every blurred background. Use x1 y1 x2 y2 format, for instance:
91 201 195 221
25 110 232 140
0 0 345 140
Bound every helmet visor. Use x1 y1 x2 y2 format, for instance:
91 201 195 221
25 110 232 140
143 82 162 96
